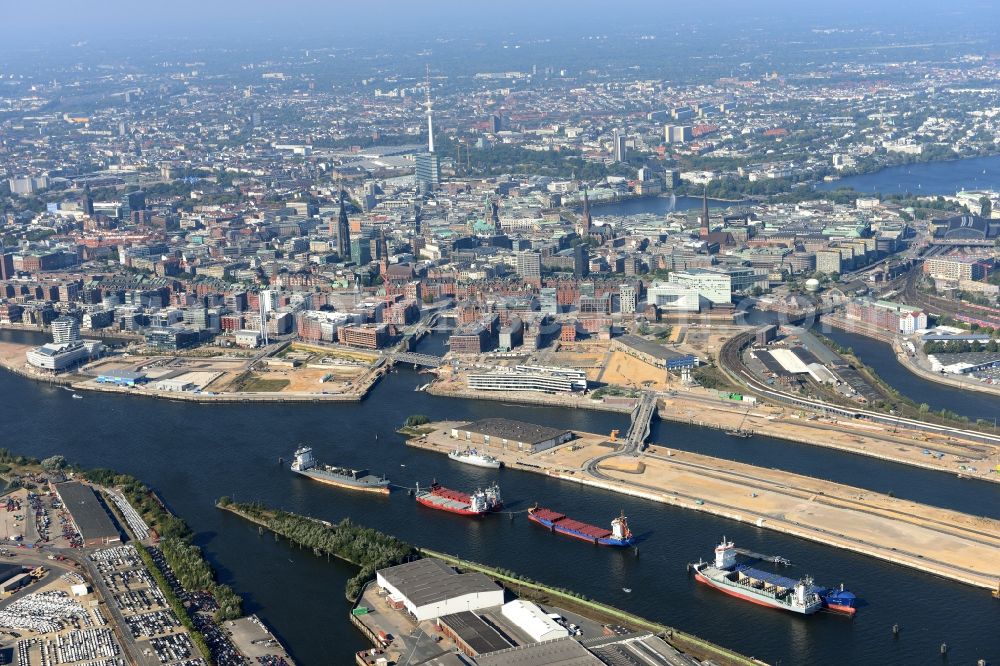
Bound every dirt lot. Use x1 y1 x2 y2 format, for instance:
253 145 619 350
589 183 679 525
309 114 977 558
597 351 672 390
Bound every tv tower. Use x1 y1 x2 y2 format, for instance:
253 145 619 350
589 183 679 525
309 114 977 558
424 64 434 154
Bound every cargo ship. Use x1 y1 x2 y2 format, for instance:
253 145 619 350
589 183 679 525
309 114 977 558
527 507 636 547
415 482 502 516
692 538 856 616
290 447 390 495
447 448 502 469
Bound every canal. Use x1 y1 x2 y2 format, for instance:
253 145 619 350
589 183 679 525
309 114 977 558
823 327 1000 424
1 330 997 666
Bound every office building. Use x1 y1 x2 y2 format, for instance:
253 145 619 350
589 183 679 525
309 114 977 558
467 366 587 394
816 249 843 275
26 341 99 371
923 256 987 282
339 324 388 349
573 243 589 278
665 125 693 144
414 152 440 192
618 283 637 314
516 251 541 280
612 129 627 162
647 282 701 312
51 316 81 344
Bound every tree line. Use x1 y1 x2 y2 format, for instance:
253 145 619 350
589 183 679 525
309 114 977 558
219 499 416 601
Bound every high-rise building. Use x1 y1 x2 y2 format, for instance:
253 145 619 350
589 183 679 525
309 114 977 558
665 125 693 144
516 251 541 280
51 316 81 344
619 283 638 314
120 190 145 221
351 233 372 265
613 129 627 162
414 152 440 192
335 192 351 259
573 243 589 278
490 113 502 133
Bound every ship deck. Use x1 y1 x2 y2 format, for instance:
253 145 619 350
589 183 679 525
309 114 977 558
418 491 471 512
532 507 612 538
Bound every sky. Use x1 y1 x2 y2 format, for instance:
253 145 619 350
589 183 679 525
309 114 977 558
6 0 1000 50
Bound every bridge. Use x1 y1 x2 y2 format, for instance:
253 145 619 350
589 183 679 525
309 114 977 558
624 391 658 455
390 352 443 368
585 390 658 477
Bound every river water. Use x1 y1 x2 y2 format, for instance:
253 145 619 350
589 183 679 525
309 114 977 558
1 330 997 666
823 327 1000 424
816 153 1000 196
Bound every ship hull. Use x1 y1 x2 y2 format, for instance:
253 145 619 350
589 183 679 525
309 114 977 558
415 495 501 516
694 570 819 615
447 454 502 469
528 512 635 547
292 469 390 494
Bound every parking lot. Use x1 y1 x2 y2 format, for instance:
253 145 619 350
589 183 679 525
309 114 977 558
88 545 206 666
0 582 125 666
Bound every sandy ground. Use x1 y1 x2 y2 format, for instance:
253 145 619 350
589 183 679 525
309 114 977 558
661 389 1000 480
408 425 1000 590
597 351 672 390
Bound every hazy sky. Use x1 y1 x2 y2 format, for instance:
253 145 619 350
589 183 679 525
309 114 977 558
6 0 1000 49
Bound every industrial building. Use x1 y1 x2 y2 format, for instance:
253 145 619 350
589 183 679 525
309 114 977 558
95 369 147 387
500 600 569 643
611 335 698 370
450 418 573 453
475 636 601 666
375 558 504 622
437 611 512 657
53 482 121 547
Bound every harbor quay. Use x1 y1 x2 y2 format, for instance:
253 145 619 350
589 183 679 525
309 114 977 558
407 420 1000 593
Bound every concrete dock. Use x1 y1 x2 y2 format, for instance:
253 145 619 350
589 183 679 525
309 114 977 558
408 424 1000 592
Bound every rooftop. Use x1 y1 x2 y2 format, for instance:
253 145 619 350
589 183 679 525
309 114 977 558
438 611 511 655
457 418 570 445
475 636 602 666
614 334 695 362
377 558 500 608
54 481 120 542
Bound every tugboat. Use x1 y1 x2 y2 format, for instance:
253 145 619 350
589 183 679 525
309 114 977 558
289 446 390 494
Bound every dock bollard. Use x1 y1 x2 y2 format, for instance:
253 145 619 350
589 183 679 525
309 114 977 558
892 624 899 637
940 643 947 655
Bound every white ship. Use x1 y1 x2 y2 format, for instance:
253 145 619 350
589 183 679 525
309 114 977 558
447 448 502 469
